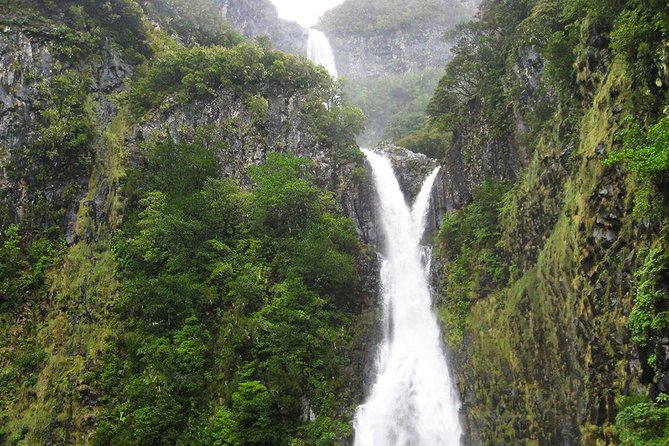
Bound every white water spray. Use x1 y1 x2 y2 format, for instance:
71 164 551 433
354 149 463 446
307 29 338 78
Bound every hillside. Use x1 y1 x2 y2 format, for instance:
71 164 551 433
411 0 669 443
318 0 478 145
0 1 375 444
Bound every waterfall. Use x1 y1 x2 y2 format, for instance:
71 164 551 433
354 149 463 446
307 29 338 78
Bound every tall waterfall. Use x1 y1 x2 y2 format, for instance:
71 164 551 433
354 149 463 446
307 29 338 78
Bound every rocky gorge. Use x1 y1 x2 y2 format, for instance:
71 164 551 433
1 0 669 445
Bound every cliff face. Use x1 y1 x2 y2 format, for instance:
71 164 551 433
217 0 307 55
0 2 383 443
318 0 478 145
322 26 453 81
421 1 669 444
0 28 132 235
319 0 478 79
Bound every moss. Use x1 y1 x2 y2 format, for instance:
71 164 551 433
436 42 661 444
0 98 131 446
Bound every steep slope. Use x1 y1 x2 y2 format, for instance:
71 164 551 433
0 1 378 444
412 0 669 444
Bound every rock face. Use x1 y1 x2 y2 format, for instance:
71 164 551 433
424 3 667 445
372 143 437 201
317 0 479 145
318 0 479 80
0 28 133 232
323 27 453 80
217 0 307 55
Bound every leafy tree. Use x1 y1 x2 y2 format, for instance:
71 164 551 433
96 140 361 445
247 153 322 236
606 117 669 215
209 407 242 446
616 402 669 446
232 380 281 445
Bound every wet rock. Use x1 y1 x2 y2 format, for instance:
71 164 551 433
217 0 307 55
370 142 437 201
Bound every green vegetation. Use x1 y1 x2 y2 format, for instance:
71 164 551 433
606 117 669 216
406 0 669 157
138 0 243 46
0 0 150 61
616 399 669 446
628 237 669 346
342 69 443 146
0 225 65 312
0 224 65 439
92 139 361 445
0 0 368 443
410 0 669 443
2 69 97 229
436 181 510 345
320 0 470 35
128 44 328 116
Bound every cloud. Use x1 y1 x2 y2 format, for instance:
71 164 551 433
269 0 346 28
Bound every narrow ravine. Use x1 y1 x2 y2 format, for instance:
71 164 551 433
354 149 462 446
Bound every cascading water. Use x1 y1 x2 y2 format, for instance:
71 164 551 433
307 29 338 78
354 149 463 446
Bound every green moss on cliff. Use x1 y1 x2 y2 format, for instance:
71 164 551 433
423 0 669 444
0 0 368 444
320 0 470 36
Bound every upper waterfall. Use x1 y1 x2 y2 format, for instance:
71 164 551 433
307 29 338 78
354 149 463 446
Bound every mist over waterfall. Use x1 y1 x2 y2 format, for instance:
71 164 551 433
354 149 462 446
307 29 338 78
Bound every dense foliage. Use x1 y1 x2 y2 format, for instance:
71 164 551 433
616 399 669 446
0 0 369 443
92 138 361 445
320 0 470 35
436 181 509 344
138 0 243 46
606 117 669 216
0 0 150 60
406 0 669 157
128 44 330 115
409 0 669 443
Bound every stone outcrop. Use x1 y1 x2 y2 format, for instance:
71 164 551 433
323 27 453 80
0 28 133 232
318 0 480 80
217 0 307 55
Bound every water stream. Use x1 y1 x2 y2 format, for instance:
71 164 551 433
307 29 338 78
353 149 463 446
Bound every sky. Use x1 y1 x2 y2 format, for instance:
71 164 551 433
269 0 346 28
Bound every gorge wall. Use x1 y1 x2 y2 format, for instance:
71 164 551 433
0 1 382 444
317 0 479 145
217 0 307 55
415 1 669 444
